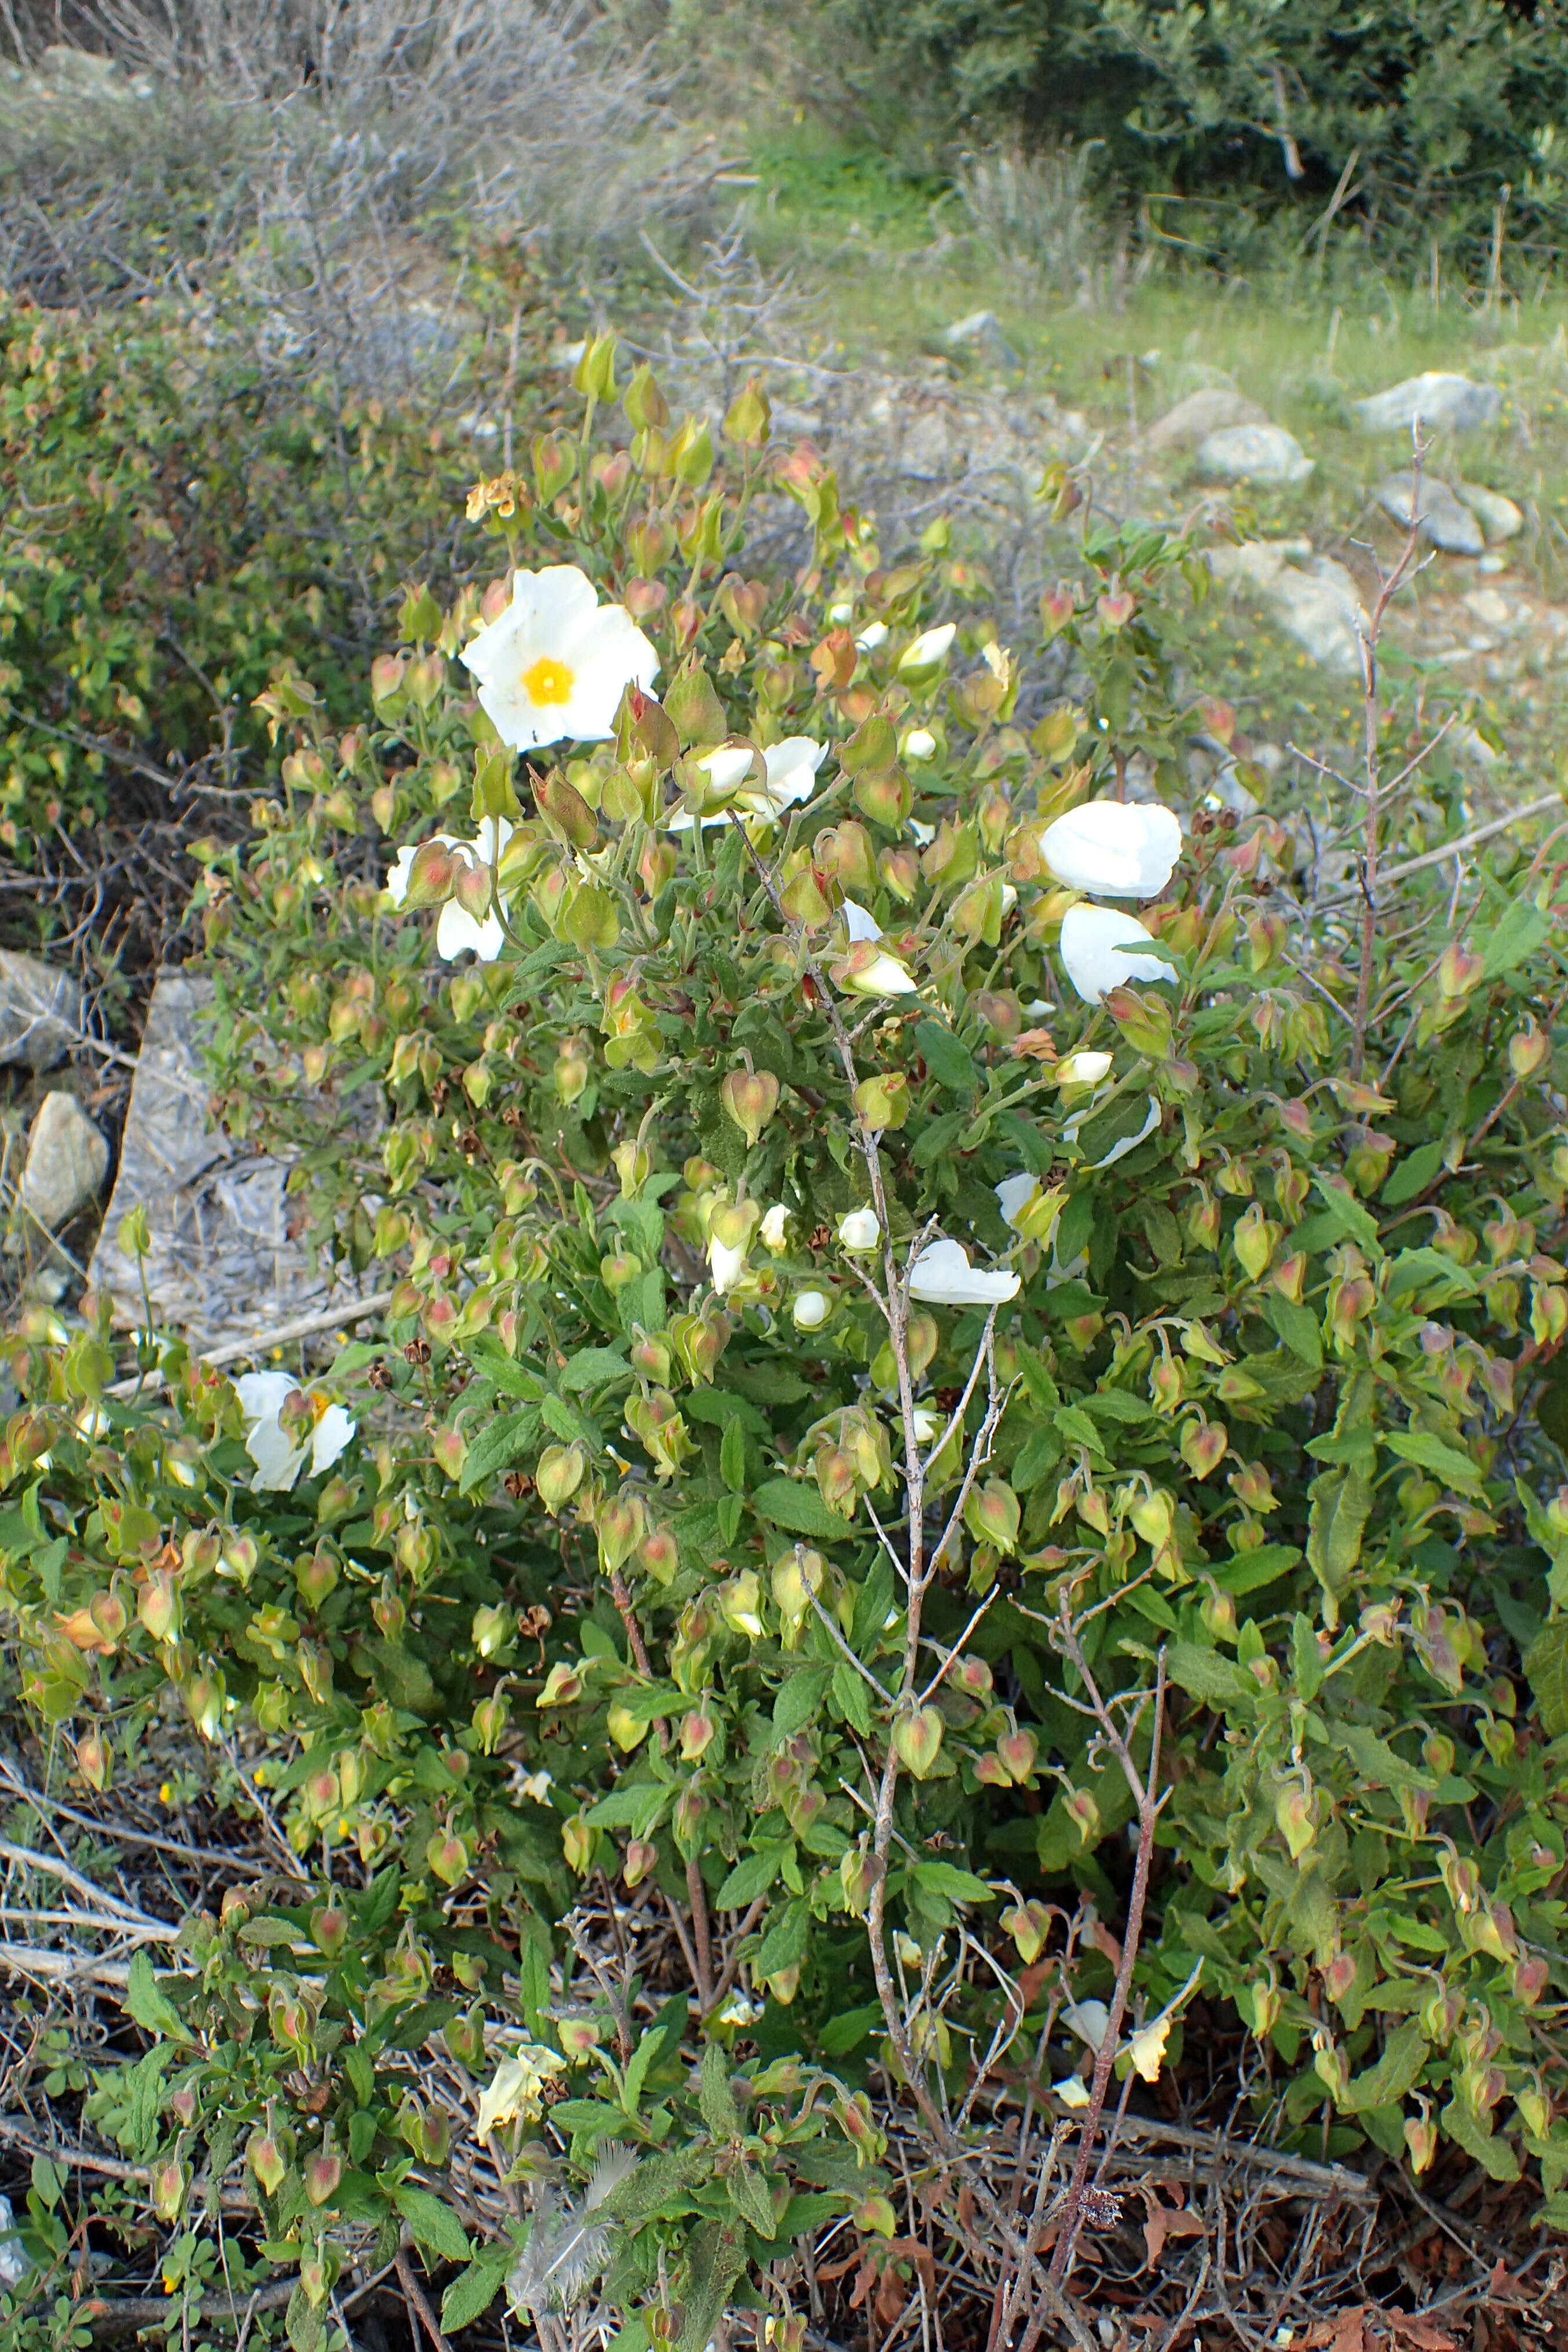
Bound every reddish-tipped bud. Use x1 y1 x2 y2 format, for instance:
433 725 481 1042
721 1068 781 1148
311 1903 349 1959
891 1705 944 1780
1001 1898 1051 1965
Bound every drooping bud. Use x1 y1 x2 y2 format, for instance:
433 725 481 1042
680 1704 717 1763
891 1705 945 1780
1508 1019 1549 1080
853 1072 910 1130
1001 1898 1050 1966
1063 1787 1100 1846
997 1726 1037 1784
964 1479 1019 1555
536 1443 587 1515
247 2123 290 2198
1275 1773 1317 1860
304 2145 342 2207
310 1903 349 1959
721 1068 781 1148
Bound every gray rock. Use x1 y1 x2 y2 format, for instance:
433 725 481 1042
0 951 84 1070
1456 481 1523 543
1196 424 1314 486
1208 540 1367 677
19 1092 108 1231
1375 471 1484 555
1145 386 1266 452
1351 373 1501 434
86 971 351 1348
942 310 1020 371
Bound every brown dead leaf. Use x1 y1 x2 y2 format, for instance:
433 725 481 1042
847 2258 877 2312
1331 2306 1367 2352
873 2266 906 2328
54 1608 117 1655
1388 2318 1459 2352
1141 2190 1206 2270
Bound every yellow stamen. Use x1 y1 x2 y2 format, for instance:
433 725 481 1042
521 655 575 707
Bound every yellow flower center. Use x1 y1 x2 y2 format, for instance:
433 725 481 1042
521 656 575 707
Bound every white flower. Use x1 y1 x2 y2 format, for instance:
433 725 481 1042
903 728 937 761
1052 2074 1092 2110
994 1173 1040 1229
829 600 854 624
518 1769 554 1803
855 620 889 652
386 815 515 961
760 1203 791 1251
842 899 883 943
909 818 937 847
669 737 827 832
709 1232 747 1295
1040 799 1182 899
716 1989 763 2027
234 1371 354 1492
910 1405 939 1444
475 2042 567 2139
898 623 956 677
1055 1049 1114 1087
1059 905 1177 1004
839 1208 881 1252
909 1239 1021 1306
893 1932 923 1968
792 1288 830 1330
460 564 658 751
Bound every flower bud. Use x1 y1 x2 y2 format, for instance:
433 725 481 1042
247 2124 291 2197
891 1705 944 1779
150 2158 189 2222
964 1480 1019 1555
138 1569 181 1644
532 430 576 502
1064 1787 1100 1846
997 1726 1037 1784
539 1660 583 1708
792 1288 830 1331
1438 942 1484 998
311 1903 349 1959
75 1726 111 1791
623 1838 658 1890
680 1704 717 1763
721 1067 781 1148
718 1569 765 1640
1001 1898 1050 1965
1249 1977 1281 2038
1275 1774 1317 1860
1403 2110 1438 2175
853 1072 910 1130
536 1443 587 1515
561 1813 600 1875
1508 1019 1549 1080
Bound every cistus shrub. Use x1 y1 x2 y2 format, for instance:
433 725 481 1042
3 329 1567 2338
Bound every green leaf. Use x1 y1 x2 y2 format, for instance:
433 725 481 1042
911 1860 993 1904
752 1477 854 1541
832 1658 874 1735
816 2004 881 2056
1083 1386 1150 1425
560 1348 634 1393
1341 2020 1429 2114
1385 1427 1488 1498
1214 1544 1301 1595
354 1633 438 1716
124 1950 188 2043
914 1018 978 1096
1380 1141 1446 1207
753 1899 811 1979
1332 1722 1437 1794
772 1664 830 1738
621 2013 682 2117
726 2161 778 2240
1480 896 1550 979
1262 1293 1322 1369
1165 1641 1260 1714
699 2039 742 2140
1439 2096 1521 2183
1311 1175 1382 1255
459 1407 543 1493
1306 1466 1373 1595
714 1843 790 1910
1525 1618 1568 1738
1012 1421 1064 1491
441 2245 516 2333
677 2219 750 2352
720 1418 747 1494
585 1785 668 1835
542 1392 598 1448
392 2184 471 2263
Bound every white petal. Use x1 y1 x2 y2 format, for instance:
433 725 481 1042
908 1239 1021 1306
843 899 883 943
1126 2016 1171 2082
436 898 506 961
760 1204 790 1251
700 745 756 796
994 1173 1039 1229
855 620 888 652
903 728 937 761
908 819 937 847
1064 1997 1112 2050
792 1288 829 1330
1039 800 1182 899
855 950 918 996
310 1406 355 1476
709 1236 747 1295
246 1415 306 1491
385 844 417 906
234 1370 298 1423
1052 2074 1092 2110
1057 1050 1114 1086
898 622 956 674
1059 905 1177 1004
838 1208 881 1252
761 737 827 803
